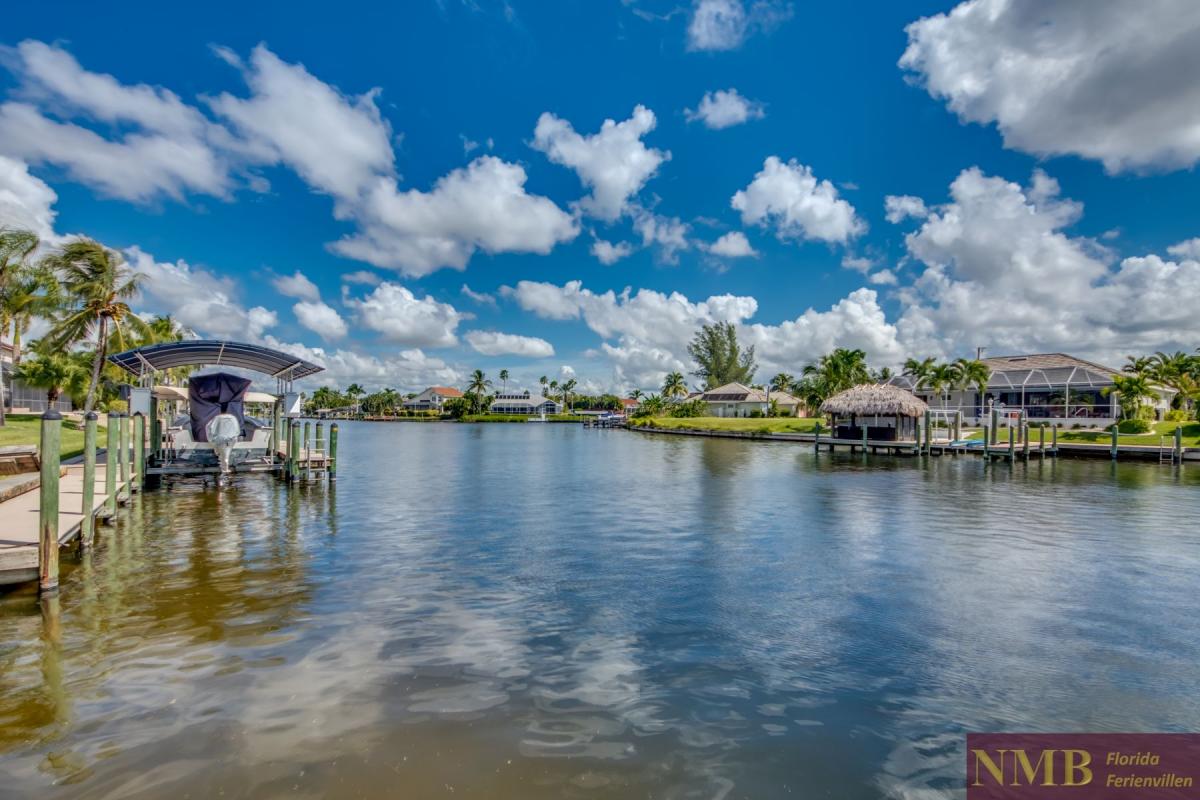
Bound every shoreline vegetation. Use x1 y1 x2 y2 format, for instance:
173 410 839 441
0 413 104 460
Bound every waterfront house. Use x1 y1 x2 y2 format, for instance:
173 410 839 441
489 390 561 415
698 382 804 417
621 397 641 414
889 352 1174 426
402 386 464 412
820 384 928 441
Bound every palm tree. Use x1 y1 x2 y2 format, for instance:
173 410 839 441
499 369 510 391
954 357 991 418
0 263 60 367
1123 355 1154 377
770 373 795 394
43 239 148 413
629 388 644 402
467 369 492 413
0 229 44 426
662 371 688 400
539 375 548 396
902 356 937 390
560 378 577 411
926 362 961 407
13 343 87 407
803 348 871 399
549 379 559 402
1103 373 1154 420
1149 351 1195 411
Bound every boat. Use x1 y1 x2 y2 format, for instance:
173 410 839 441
155 374 276 472
527 411 549 423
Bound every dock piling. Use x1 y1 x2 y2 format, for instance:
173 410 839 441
134 412 146 492
289 420 301 481
1176 426 1184 464
105 413 117 518
1039 424 1046 457
1052 424 1058 454
990 408 998 445
1008 426 1015 462
38 410 62 595
813 422 821 454
303 421 312 478
80 412 97 550
861 425 868 455
1111 425 1119 461
1022 422 1030 461
923 411 932 456
983 425 989 459
329 423 338 482
117 413 129 500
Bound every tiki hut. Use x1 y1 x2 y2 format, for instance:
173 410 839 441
819 384 929 441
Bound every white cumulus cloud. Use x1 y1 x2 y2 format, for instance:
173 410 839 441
732 156 865 244
884 194 928 224
686 0 792 52
465 330 555 358
348 282 464 348
271 269 320 301
591 238 635 265
532 105 669 221
900 0 1200 173
293 300 348 340
685 88 765 129
705 231 758 258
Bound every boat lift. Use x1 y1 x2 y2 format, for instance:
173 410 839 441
107 340 335 484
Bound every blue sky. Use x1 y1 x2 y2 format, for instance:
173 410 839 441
2 0 1199 393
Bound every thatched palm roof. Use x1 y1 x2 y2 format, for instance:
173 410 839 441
819 384 928 417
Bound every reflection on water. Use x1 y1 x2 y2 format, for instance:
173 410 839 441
2 422 1200 798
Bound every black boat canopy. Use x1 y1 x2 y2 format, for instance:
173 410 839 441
108 340 324 381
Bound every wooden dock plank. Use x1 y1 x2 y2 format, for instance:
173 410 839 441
0 466 126 583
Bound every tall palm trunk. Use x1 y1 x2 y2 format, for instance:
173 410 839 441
84 316 108 413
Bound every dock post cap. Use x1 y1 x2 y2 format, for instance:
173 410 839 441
41 409 62 420
84 411 99 420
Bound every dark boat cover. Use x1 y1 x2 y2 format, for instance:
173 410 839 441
189 372 252 442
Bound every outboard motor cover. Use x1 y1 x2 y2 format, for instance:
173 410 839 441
207 413 242 472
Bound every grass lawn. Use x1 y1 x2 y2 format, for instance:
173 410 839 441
630 416 821 434
967 421 1200 447
460 413 582 423
0 413 107 460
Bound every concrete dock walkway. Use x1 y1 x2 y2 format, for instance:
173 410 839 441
0 465 126 586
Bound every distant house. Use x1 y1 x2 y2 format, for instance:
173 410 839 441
620 397 640 413
888 352 1174 425
489 390 561 415
1 341 73 414
402 386 464 412
698 382 803 418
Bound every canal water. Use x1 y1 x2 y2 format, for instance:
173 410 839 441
2 422 1199 799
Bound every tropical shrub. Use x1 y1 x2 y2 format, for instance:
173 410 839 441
1115 418 1153 434
748 409 764 418
668 399 708 418
1164 409 1189 422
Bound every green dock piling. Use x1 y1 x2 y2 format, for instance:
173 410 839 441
1052 423 1058 454
117 413 129 500
329 423 338 482
861 424 868 454
923 410 932 455
303 421 312 477
813 422 821 454
990 408 998 445
1022 423 1030 460
105 413 118 518
315 422 324 469
1039 424 1046 457
273 401 283 463
80 412 97 551
38 411 62 595
289 420 301 481
1111 425 1119 461
1008 425 1015 462
1176 426 1184 464
134 413 146 491
983 425 989 459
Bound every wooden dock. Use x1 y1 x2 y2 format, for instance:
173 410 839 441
0 464 127 586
